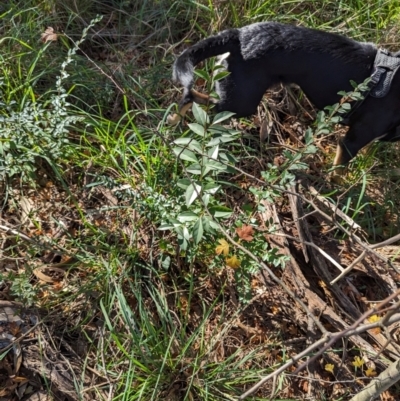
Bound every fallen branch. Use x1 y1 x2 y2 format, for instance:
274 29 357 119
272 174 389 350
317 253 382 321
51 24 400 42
239 291 400 400
349 357 400 401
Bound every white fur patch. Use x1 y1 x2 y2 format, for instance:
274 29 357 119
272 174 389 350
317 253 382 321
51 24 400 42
214 52 229 102
216 52 230 63
173 58 194 87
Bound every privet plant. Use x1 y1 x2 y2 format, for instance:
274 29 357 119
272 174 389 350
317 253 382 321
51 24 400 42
158 70 372 300
0 16 102 181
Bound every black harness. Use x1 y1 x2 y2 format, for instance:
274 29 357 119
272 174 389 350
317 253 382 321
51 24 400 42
340 49 400 125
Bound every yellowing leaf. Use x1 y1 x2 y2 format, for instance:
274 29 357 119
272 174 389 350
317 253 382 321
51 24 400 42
325 363 335 374
368 315 381 334
368 314 380 323
226 255 240 269
352 356 364 368
215 239 229 256
236 225 254 242
365 367 377 377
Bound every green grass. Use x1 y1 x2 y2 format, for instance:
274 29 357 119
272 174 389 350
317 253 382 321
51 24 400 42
1 1 400 400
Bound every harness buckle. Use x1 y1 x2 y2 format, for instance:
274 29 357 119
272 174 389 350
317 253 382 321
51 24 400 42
369 66 385 86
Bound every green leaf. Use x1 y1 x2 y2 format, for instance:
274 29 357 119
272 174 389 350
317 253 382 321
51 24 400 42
174 226 184 237
185 182 202 206
208 125 230 134
201 216 217 234
188 123 207 137
187 164 202 175
316 110 326 122
204 182 221 194
182 226 191 241
178 211 199 222
202 159 227 173
192 102 208 126
304 145 318 154
202 193 210 206
206 135 238 146
209 205 233 218
213 71 230 81
177 178 191 189
350 80 358 88
173 137 202 153
173 137 196 145
193 218 204 244
194 69 210 81
178 235 188 251
161 255 171 269
213 64 226 71
172 147 198 163
304 128 313 145
158 224 175 231
212 111 236 125
208 145 219 160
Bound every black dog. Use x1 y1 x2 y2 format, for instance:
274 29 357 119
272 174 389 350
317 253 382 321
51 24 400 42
168 22 400 171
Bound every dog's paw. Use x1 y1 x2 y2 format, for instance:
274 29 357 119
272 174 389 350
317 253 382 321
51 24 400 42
329 167 345 185
329 174 344 185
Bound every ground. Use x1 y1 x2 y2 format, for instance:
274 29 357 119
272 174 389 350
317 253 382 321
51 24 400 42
1 1 400 400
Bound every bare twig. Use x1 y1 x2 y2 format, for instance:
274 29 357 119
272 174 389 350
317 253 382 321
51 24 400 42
239 291 400 400
331 232 400 284
274 232 344 272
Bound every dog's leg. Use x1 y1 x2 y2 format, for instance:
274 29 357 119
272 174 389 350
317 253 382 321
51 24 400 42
332 119 394 178
216 70 271 117
379 126 400 142
331 138 362 181
332 143 347 176
330 139 359 183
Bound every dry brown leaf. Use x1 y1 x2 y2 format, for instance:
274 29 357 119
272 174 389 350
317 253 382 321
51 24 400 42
300 379 309 392
271 305 279 315
33 266 66 283
11 376 28 383
41 27 58 43
9 322 21 336
19 195 35 227
52 282 64 292
236 225 254 242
